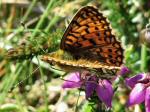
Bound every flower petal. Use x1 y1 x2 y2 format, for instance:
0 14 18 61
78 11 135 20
145 87 150 112
62 72 82 89
127 83 146 106
126 73 146 88
85 81 97 99
96 80 113 108
119 66 131 76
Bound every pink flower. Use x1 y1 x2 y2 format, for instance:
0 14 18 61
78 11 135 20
118 66 131 76
126 73 150 112
62 71 114 108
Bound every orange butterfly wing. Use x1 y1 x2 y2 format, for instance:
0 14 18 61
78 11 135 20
60 6 123 67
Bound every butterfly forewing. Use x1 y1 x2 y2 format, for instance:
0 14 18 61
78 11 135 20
60 6 123 67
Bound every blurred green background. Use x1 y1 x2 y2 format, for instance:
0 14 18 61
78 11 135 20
0 0 150 112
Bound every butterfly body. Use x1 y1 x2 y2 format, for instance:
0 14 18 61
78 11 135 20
41 6 124 77
41 50 120 78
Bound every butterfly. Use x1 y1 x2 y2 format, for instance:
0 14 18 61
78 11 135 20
41 6 123 76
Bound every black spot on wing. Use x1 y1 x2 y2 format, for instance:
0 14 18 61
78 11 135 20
89 39 97 46
72 20 81 27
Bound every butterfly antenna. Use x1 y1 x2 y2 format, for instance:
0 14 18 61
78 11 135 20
9 66 40 92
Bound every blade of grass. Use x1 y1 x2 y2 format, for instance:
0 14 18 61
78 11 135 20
31 0 56 38
37 57 49 112
140 44 147 71
22 0 38 23
45 16 60 32
0 61 27 104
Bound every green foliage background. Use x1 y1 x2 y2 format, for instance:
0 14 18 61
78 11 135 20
0 0 149 112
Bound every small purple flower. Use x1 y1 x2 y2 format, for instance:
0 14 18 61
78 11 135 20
62 72 82 88
96 79 113 107
62 71 114 108
126 73 150 112
118 66 131 76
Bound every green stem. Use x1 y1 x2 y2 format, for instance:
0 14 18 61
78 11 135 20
37 57 49 112
45 0 68 32
6 0 38 40
31 0 55 38
45 16 60 32
141 44 147 71
22 0 37 22
0 61 27 104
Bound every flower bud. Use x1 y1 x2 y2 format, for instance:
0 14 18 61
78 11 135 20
140 24 150 48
